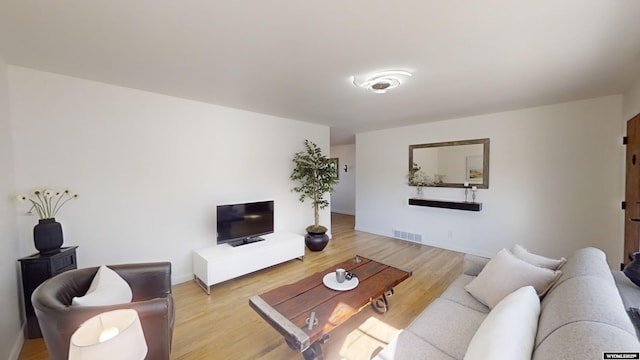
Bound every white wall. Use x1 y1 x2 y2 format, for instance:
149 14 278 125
623 75 640 121
0 58 23 360
356 96 624 267
330 144 356 215
8 66 330 283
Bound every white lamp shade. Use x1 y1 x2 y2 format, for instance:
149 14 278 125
69 309 147 360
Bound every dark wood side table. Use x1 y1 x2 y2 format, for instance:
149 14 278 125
18 246 78 338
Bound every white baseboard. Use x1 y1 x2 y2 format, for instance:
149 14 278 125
9 324 25 360
353 226 494 258
331 210 355 216
172 273 194 285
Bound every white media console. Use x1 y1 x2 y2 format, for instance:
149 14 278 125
192 232 305 294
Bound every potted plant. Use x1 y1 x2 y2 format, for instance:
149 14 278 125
16 188 79 254
290 139 338 251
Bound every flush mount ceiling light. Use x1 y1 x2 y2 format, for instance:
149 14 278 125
352 70 412 94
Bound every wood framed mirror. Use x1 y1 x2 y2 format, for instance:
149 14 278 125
409 138 490 189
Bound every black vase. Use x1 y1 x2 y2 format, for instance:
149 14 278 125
305 231 330 251
33 218 64 255
624 252 640 287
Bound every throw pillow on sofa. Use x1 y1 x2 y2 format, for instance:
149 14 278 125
72 265 133 306
465 248 561 308
464 286 540 360
511 244 566 270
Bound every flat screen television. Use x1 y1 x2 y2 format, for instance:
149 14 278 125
216 200 274 247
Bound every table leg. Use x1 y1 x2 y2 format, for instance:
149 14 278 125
299 333 329 360
302 342 323 360
372 288 395 314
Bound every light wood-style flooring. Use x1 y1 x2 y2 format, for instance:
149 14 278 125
19 213 464 360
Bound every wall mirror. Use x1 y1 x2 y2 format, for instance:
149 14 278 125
409 138 490 189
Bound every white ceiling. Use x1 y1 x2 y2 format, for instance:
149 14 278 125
1 1 640 145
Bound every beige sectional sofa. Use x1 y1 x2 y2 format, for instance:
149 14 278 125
374 247 640 359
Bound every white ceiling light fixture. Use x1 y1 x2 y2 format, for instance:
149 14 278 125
352 70 413 94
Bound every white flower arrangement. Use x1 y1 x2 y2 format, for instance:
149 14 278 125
409 171 433 187
408 163 434 187
16 188 79 219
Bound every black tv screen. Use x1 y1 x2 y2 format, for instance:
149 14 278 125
216 200 274 246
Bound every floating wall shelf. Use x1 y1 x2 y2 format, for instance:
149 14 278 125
408 198 482 212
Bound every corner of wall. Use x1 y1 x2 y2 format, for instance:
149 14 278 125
0 56 25 360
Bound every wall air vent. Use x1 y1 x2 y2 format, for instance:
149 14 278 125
393 229 423 243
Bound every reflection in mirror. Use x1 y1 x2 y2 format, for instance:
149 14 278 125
409 138 490 189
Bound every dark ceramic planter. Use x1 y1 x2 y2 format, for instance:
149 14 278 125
33 218 64 255
624 252 640 287
305 231 330 251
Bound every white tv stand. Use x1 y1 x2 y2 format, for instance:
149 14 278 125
192 232 305 294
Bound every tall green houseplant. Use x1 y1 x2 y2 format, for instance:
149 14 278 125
291 139 338 234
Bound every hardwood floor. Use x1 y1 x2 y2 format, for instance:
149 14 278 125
19 213 464 360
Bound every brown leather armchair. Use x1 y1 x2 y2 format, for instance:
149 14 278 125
32 262 175 360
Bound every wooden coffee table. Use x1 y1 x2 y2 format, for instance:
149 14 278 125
249 255 412 359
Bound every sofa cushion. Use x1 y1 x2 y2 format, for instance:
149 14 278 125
464 286 540 360
72 265 133 306
373 330 456 360
439 274 490 313
511 244 566 270
407 298 487 359
533 322 640 360
464 248 561 308
536 275 636 348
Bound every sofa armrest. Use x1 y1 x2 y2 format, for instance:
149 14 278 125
463 254 490 276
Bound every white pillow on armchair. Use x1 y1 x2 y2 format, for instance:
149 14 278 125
72 265 132 306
